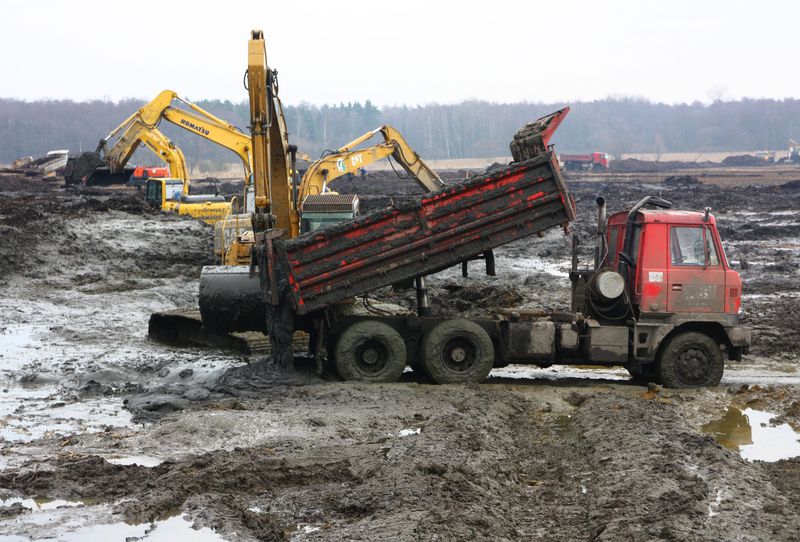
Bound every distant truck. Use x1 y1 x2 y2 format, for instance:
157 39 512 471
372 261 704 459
559 152 610 171
789 140 800 164
128 166 170 188
754 151 775 163
11 150 69 177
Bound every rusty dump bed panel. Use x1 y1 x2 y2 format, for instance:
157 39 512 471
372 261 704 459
276 151 575 315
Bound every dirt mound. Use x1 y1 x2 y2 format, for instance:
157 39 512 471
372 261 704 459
0 186 210 280
721 154 768 167
778 180 800 190
0 172 59 193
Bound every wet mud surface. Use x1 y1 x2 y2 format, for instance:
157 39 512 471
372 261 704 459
1 166 800 540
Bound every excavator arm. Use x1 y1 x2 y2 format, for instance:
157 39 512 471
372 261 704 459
74 90 254 190
298 125 444 201
246 29 292 233
160 100 252 181
98 120 189 187
135 90 253 183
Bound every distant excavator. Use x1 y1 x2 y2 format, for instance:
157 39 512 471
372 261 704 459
65 90 253 188
64 91 260 224
789 139 800 163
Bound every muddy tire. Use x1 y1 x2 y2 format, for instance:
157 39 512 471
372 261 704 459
334 321 406 382
421 319 494 384
656 331 723 388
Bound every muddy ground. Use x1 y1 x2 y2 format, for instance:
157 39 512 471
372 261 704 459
0 165 799 541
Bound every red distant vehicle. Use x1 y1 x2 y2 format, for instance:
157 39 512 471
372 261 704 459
129 166 170 187
560 152 610 170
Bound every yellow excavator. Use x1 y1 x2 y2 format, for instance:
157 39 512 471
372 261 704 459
65 92 261 224
215 125 444 264
150 30 445 346
67 91 253 186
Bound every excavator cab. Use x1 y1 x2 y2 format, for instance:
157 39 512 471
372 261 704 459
144 178 182 208
300 193 359 233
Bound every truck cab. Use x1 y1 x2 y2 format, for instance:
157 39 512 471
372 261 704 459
585 202 751 386
604 209 742 316
130 166 170 188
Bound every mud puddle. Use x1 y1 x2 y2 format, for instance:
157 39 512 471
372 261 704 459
105 455 164 467
703 406 800 462
490 364 629 382
487 363 800 386
0 394 131 444
0 506 224 541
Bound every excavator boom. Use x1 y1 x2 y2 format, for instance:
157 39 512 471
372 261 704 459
246 30 292 232
100 121 189 184
66 89 254 190
298 125 444 201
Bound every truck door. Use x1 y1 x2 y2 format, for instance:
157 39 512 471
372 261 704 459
666 225 725 313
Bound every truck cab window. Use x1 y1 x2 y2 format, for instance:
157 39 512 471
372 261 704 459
705 227 719 266
671 227 705 266
607 227 619 265
631 225 642 265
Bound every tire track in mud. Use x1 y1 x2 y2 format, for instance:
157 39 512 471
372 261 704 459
2 385 800 540
569 392 800 541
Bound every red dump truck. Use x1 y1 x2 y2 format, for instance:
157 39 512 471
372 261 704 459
198 108 749 387
560 152 609 170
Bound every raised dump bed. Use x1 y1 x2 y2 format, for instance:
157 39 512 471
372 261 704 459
276 150 575 315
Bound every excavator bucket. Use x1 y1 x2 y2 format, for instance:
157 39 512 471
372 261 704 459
64 152 134 186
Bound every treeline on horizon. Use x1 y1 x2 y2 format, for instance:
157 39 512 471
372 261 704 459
1 97 800 169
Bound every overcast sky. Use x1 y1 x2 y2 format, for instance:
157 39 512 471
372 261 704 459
1 0 796 107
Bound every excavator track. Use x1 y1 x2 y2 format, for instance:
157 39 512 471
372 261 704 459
148 308 272 355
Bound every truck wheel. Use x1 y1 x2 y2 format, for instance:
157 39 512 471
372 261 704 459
334 321 407 383
656 332 723 388
421 319 494 384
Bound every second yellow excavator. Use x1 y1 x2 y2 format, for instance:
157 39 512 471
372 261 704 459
215 124 444 264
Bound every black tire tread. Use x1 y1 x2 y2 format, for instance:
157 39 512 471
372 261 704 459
657 331 723 388
334 321 406 382
421 319 494 384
